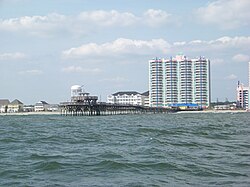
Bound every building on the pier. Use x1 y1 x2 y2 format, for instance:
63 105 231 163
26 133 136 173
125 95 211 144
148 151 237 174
107 91 143 105
7 99 24 113
71 85 89 102
71 85 84 99
149 54 211 108
70 85 98 103
236 81 249 109
0 99 10 113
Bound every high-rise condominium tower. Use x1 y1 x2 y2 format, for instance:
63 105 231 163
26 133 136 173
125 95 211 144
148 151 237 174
236 81 248 109
235 62 250 110
149 55 211 108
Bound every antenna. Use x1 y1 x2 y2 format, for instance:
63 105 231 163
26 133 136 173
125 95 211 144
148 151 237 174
81 85 85 93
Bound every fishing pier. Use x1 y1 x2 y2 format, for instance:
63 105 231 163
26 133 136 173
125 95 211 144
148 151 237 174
60 102 178 116
60 85 178 116
60 96 178 116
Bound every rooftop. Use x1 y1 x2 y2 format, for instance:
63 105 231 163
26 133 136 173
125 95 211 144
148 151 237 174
112 91 140 96
141 91 149 96
10 99 23 105
0 99 10 106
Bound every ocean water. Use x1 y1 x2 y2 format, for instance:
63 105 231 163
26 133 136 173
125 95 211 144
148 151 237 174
0 112 249 187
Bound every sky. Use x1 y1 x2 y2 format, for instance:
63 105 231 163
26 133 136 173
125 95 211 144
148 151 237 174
0 0 250 104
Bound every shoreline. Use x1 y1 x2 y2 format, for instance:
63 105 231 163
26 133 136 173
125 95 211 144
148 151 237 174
177 109 248 114
0 110 248 116
0 111 61 116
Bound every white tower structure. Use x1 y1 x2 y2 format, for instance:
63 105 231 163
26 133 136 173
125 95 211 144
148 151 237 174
70 85 92 102
71 85 82 97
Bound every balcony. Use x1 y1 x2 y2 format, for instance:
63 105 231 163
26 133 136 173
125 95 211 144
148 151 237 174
180 83 192 86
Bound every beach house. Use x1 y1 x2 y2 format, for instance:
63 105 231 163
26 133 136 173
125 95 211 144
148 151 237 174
34 101 49 112
7 99 24 113
0 99 10 113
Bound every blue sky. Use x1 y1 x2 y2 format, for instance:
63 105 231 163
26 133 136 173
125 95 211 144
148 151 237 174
0 0 250 104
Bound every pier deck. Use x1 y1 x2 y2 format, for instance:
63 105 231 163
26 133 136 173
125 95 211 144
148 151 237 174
59 102 178 116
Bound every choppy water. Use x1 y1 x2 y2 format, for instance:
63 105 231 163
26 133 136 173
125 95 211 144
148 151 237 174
0 112 249 186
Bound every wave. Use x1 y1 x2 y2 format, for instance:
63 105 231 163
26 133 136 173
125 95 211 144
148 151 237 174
32 161 65 172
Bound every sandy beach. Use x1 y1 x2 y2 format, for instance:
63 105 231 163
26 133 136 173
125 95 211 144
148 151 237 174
177 109 248 114
0 111 61 116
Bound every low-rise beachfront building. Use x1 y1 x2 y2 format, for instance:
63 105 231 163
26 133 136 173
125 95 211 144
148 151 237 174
214 103 237 110
0 99 10 113
34 101 49 112
23 105 35 112
141 91 150 107
107 91 145 105
7 99 24 113
47 104 59 112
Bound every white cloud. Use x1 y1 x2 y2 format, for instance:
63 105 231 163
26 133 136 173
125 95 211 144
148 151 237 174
0 13 66 36
224 74 238 80
232 54 250 62
143 9 172 27
62 38 170 58
0 52 27 60
173 41 186 46
19 69 43 75
172 36 250 54
0 9 172 36
62 36 250 59
61 66 102 74
196 0 250 29
78 10 138 27
78 9 172 28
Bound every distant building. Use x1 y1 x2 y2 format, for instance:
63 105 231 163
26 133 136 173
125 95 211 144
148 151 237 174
0 99 10 113
23 105 35 112
236 81 249 109
34 101 49 112
149 55 211 108
141 91 149 107
214 103 237 110
47 104 59 112
107 91 146 106
7 99 24 113
170 103 200 110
